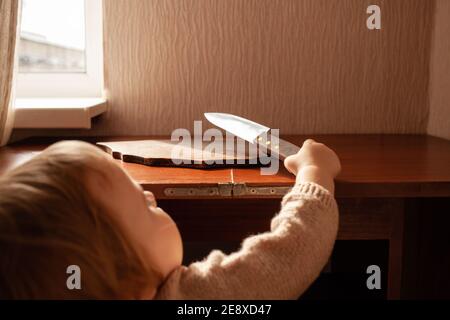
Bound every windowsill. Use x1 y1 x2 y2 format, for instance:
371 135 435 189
13 98 107 129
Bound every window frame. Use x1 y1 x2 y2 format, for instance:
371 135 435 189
16 0 104 98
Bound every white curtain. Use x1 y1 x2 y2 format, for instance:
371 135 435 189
0 0 20 146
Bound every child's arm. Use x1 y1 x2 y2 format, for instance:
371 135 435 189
156 139 341 300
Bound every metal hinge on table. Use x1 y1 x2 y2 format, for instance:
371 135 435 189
164 183 291 197
164 183 233 197
232 183 292 197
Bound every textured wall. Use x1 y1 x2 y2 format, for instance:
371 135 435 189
428 0 450 140
89 0 434 136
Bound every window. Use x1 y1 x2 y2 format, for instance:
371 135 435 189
16 0 104 98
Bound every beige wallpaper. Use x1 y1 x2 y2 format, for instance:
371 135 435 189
87 0 433 136
10 0 436 141
428 0 450 140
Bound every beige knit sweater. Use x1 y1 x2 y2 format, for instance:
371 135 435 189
155 182 339 300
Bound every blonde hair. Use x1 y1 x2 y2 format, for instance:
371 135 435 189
0 141 160 299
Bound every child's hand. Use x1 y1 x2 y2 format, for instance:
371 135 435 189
284 139 341 193
284 139 341 177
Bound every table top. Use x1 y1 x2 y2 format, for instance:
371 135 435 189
1 135 450 198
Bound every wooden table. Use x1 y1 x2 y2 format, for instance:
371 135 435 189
1 134 450 299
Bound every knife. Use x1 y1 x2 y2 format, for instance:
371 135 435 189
204 112 301 160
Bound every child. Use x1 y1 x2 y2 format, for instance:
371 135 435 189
0 139 340 299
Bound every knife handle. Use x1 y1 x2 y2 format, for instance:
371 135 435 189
256 136 301 161
275 138 301 160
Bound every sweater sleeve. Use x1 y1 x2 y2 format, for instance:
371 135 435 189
155 182 339 300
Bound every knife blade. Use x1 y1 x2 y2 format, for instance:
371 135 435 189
204 112 300 160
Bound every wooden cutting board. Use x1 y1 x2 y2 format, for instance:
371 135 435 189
97 139 264 168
